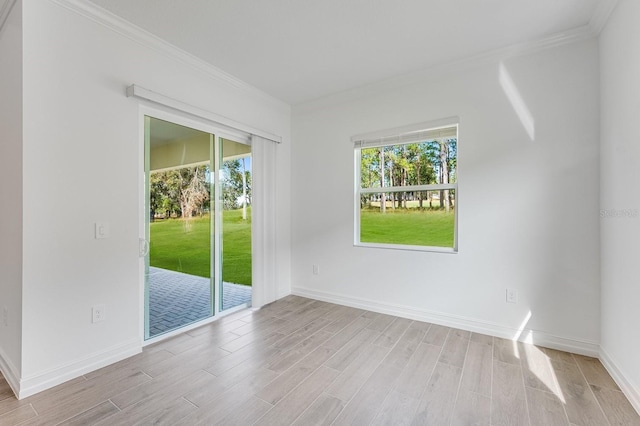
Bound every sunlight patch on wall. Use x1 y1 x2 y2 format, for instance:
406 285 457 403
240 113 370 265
513 310 532 343
499 63 535 141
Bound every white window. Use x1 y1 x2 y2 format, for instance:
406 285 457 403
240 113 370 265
353 119 458 252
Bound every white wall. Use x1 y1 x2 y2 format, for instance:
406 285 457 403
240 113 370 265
291 39 601 353
18 0 290 396
0 0 23 388
599 0 640 411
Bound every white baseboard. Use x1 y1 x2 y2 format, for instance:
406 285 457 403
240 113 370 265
0 346 21 399
291 286 600 357
17 338 141 399
600 346 640 415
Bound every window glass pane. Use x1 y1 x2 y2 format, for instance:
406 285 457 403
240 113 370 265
360 190 455 248
360 139 457 189
220 138 252 312
146 117 213 339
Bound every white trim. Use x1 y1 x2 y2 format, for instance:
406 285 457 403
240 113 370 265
354 123 458 252
47 0 288 112
17 338 141 399
588 0 619 35
0 345 20 399
0 0 16 34
355 241 457 254
291 286 600 357
295 26 594 112
352 118 459 145
599 346 640 416
127 84 282 144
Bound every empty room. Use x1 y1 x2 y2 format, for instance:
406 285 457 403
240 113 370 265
0 0 638 424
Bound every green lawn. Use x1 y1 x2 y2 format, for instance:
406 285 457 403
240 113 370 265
360 208 455 247
149 209 252 285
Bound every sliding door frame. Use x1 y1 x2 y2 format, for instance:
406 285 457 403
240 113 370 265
138 105 251 345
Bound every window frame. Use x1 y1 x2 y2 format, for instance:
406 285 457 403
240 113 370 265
353 119 459 253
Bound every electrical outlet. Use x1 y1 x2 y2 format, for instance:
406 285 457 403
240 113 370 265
92 304 106 323
95 222 109 239
312 264 320 275
506 288 518 303
2 306 7 326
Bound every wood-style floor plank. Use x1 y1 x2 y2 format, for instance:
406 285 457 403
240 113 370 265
438 330 470 368
57 400 120 426
366 312 397 332
373 317 413 348
175 384 267 426
255 345 337 405
383 326 427 370
543 347 577 364
265 330 333 374
331 362 401 425
491 359 529 426
323 316 373 350
394 342 441 399
590 384 640 426
0 404 37 425
320 307 364 334
422 324 450 346
450 389 491 426
210 396 272 426
460 340 493 397
325 343 390 402
574 354 621 390
254 365 340 425
371 389 419 426
291 393 344 426
18 371 151 426
0 377 15 402
323 328 380 371
0 297 635 426
525 386 569 426
551 358 609 426
411 362 463 425
95 395 196 426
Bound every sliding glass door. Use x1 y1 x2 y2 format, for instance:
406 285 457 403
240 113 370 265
144 116 252 340
220 139 252 311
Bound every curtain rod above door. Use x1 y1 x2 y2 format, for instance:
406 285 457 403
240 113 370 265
126 84 282 144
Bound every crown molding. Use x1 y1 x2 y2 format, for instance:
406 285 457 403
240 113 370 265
588 0 619 35
294 25 595 113
47 0 289 111
0 0 17 34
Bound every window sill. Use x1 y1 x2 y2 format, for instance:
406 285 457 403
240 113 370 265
354 242 458 254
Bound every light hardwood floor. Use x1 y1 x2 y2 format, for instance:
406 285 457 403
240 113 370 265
1 296 638 425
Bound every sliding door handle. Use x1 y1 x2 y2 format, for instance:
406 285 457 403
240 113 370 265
139 238 150 257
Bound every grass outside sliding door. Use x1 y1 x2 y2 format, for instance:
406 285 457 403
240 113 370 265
149 208 252 285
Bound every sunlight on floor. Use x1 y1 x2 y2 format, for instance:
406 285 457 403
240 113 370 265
510 310 566 404
524 344 566 404
499 62 535 141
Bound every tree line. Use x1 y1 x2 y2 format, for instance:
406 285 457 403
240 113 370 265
361 139 457 212
149 159 251 221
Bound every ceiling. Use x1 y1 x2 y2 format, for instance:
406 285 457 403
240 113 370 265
86 0 606 105
149 117 207 148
